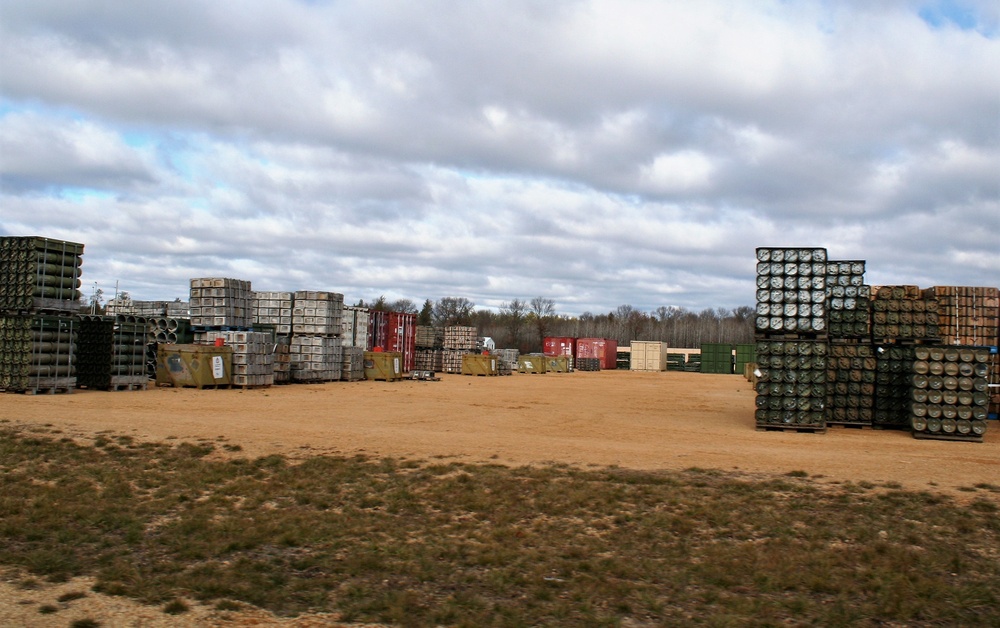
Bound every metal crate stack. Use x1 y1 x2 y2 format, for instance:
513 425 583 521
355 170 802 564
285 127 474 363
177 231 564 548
496 348 519 375
0 237 85 393
273 338 291 383
442 326 479 374
576 357 600 371
253 291 293 336
753 247 829 431
189 278 252 328
290 291 343 382
0 315 78 393
754 248 828 336
415 325 443 373
909 346 990 442
870 286 939 342
76 315 149 390
341 306 370 348
826 342 877 427
826 261 871 339
341 346 365 381
753 339 829 431
872 344 916 429
200 330 274 387
0 236 84 313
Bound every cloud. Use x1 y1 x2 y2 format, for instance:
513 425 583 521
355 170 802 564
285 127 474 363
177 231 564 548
0 0 997 315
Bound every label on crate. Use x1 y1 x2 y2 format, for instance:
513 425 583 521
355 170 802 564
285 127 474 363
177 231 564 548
212 356 225 380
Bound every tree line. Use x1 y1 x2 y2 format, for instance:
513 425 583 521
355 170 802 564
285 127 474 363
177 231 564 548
358 296 755 352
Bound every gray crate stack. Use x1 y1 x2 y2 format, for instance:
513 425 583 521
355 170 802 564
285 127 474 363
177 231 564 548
190 278 252 328
826 261 871 339
0 237 84 393
341 346 365 381
754 248 828 336
290 291 343 382
200 330 275 387
253 291 293 336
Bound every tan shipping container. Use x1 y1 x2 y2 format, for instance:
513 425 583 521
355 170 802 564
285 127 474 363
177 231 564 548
630 341 668 371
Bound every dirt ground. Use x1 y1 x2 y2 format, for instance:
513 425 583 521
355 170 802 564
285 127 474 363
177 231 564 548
2 369 997 493
2 369 999 626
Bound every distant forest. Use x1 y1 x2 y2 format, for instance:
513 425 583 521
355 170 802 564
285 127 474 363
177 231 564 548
360 296 756 352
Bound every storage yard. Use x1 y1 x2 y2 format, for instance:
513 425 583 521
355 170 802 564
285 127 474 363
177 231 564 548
1 236 998 469
2 370 998 495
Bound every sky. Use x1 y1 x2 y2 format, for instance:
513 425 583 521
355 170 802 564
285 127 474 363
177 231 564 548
1 0 998 316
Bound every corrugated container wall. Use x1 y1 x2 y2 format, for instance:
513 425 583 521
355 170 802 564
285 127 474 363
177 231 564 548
543 337 576 365
369 311 415 372
630 341 668 371
576 338 618 370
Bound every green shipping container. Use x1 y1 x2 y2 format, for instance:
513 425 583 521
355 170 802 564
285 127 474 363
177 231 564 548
734 343 757 374
699 343 734 374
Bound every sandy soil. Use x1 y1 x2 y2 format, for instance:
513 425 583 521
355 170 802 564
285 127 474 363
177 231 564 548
2 369 999 626
2 370 997 493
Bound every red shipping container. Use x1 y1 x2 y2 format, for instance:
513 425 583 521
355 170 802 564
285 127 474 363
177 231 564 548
576 338 618 370
543 337 576 358
368 311 416 372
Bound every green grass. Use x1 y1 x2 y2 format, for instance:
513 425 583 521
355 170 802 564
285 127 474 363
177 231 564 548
1 425 999 626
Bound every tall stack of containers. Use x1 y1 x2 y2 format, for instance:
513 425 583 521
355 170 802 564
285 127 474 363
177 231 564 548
340 306 369 382
543 337 576 369
824 260 876 428
290 291 343 382
76 315 149 390
699 343 734 374
753 247 829 432
870 286 940 430
629 341 667 371
442 326 478 374
927 286 1000 418
0 236 83 393
909 346 990 441
415 325 444 373
496 348 519 374
576 338 618 370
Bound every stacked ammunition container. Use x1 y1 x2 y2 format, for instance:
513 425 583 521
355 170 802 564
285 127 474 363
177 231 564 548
273 338 291 383
0 237 84 393
826 343 877 427
872 345 916 429
496 348 519 375
290 291 343 382
442 326 478 374
754 248 828 335
575 357 600 371
253 291 293 335
341 306 370 349
826 261 871 339
341 346 365 381
76 315 148 390
415 325 443 373
190 278 252 328
0 236 84 312
909 346 990 441
200 330 274 387
870 286 939 341
753 339 829 430
754 248 829 431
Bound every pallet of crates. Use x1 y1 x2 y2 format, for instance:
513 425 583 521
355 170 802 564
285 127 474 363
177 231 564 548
870 286 941 430
753 247 830 433
253 291 293 336
442 326 478 374
341 346 365 381
0 236 84 314
826 261 872 339
826 340 877 429
200 330 275 388
189 277 252 329
909 345 990 442
496 348 519 375
290 335 342 382
272 337 291 384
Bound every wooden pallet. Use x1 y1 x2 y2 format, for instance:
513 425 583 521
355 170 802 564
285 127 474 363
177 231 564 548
912 431 983 443
826 422 872 429
756 425 827 434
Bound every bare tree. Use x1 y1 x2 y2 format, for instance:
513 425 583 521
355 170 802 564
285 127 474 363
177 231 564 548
500 298 528 349
434 297 476 326
529 296 556 347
